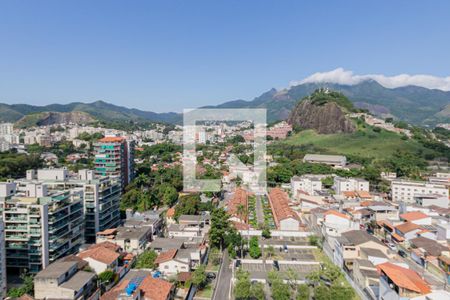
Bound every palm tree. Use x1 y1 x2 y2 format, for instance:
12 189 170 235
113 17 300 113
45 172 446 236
236 203 248 258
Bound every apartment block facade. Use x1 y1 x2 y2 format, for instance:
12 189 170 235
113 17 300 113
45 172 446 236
0 217 6 299
94 136 135 189
334 177 370 195
17 168 121 243
391 179 449 203
0 184 84 274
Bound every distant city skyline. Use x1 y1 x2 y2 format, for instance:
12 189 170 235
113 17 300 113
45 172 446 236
1 1 450 112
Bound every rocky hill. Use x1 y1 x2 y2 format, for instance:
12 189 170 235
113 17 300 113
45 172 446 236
287 89 356 134
15 111 95 128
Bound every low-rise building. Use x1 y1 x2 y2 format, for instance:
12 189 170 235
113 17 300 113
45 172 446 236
399 212 432 225
378 262 431 300
393 222 422 242
322 210 357 237
268 188 300 231
333 230 388 270
303 154 347 168
78 244 120 274
367 205 399 221
34 259 97 300
334 177 370 195
100 270 174 300
291 175 323 198
352 259 379 293
414 194 448 209
391 180 449 203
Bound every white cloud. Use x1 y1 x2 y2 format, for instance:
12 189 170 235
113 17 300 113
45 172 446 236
290 68 450 91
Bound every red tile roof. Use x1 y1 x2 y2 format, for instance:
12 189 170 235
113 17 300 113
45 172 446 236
400 211 429 222
166 207 175 218
89 241 121 252
395 222 422 234
139 276 173 300
228 188 248 222
155 249 177 264
268 188 299 228
377 262 431 294
101 276 173 300
78 246 120 265
98 136 125 143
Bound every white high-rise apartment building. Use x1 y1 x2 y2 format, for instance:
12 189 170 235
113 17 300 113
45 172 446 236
391 179 449 203
0 217 6 299
0 123 14 135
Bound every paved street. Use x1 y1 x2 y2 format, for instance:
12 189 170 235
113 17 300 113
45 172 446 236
213 251 233 300
255 195 264 224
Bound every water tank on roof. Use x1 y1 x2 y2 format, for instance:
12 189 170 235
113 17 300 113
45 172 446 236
125 283 137 296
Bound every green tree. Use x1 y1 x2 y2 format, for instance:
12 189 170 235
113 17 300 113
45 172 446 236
296 284 310 300
209 208 233 250
234 270 251 300
7 273 34 298
175 194 201 218
261 226 271 239
192 265 208 290
250 282 265 300
249 236 261 259
308 235 320 247
98 269 115 283
135 250 158 269
314 285 330 300
160 184 178 207
330 283 354 300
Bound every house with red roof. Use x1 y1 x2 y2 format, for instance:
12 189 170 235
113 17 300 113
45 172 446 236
378 262 431 299
78 244 120 274
155 249 191 276
393 222 423 242
227 188 249 224
268 188 300 231
400 211 432 225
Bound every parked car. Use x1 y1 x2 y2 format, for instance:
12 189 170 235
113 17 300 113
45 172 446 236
273 260 280 271
398 250 407 258
387 243 396 251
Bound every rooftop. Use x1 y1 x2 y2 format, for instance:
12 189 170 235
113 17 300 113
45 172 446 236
78 246 120 265
35 261 77 279
340 230 383 246
60 271 95 291
400 211 429 222
377 262 431 294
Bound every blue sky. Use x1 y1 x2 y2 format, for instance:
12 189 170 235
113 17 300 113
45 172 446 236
1 0 450 112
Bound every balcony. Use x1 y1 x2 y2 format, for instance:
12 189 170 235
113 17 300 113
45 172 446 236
5 234 28 241
5 225 28 231
5 217 27 222
30 229 41 236
6 242 28 250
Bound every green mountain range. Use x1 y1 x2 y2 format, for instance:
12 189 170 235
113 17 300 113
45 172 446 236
208 80 450 126
0 100 180 126
1 80 449 127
